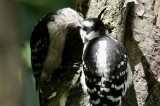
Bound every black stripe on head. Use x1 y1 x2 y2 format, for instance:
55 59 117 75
86 18 106 35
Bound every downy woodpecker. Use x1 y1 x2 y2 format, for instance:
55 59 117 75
80 18 132 106
30 7 83 98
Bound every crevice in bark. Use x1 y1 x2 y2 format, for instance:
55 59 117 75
124 1 158 106
141 56 157 92
122 3 138 106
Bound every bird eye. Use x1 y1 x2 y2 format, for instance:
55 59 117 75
82 26 87 31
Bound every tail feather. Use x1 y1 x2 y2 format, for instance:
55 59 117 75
39 89 45 106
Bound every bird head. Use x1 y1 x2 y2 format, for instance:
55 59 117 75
80 18 107 43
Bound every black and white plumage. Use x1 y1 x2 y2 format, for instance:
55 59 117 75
30 7 83 93
80 18 132 106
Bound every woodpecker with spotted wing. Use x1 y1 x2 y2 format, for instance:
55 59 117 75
80 18 132 106
30 7 83 104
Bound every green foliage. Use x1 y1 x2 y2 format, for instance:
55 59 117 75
22 41 31 68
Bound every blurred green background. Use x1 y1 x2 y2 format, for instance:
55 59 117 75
0 0 77 106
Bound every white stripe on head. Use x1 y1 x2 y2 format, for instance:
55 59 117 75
83 21 94 27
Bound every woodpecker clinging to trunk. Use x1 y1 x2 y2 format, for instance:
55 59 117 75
80 18 132 106
30 7 84 105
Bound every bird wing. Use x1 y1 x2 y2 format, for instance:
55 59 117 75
30 14 53 89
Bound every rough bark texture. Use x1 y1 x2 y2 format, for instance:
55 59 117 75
47 0 160 106
124 0 160 105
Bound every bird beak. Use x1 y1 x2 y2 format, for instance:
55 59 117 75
77 20 83 29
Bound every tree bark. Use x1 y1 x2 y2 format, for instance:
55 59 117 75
47 0 160 106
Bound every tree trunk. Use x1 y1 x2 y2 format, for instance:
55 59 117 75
47 0 160 106
0 0 23 106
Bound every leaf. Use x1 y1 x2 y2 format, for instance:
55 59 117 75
22 41 31 67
